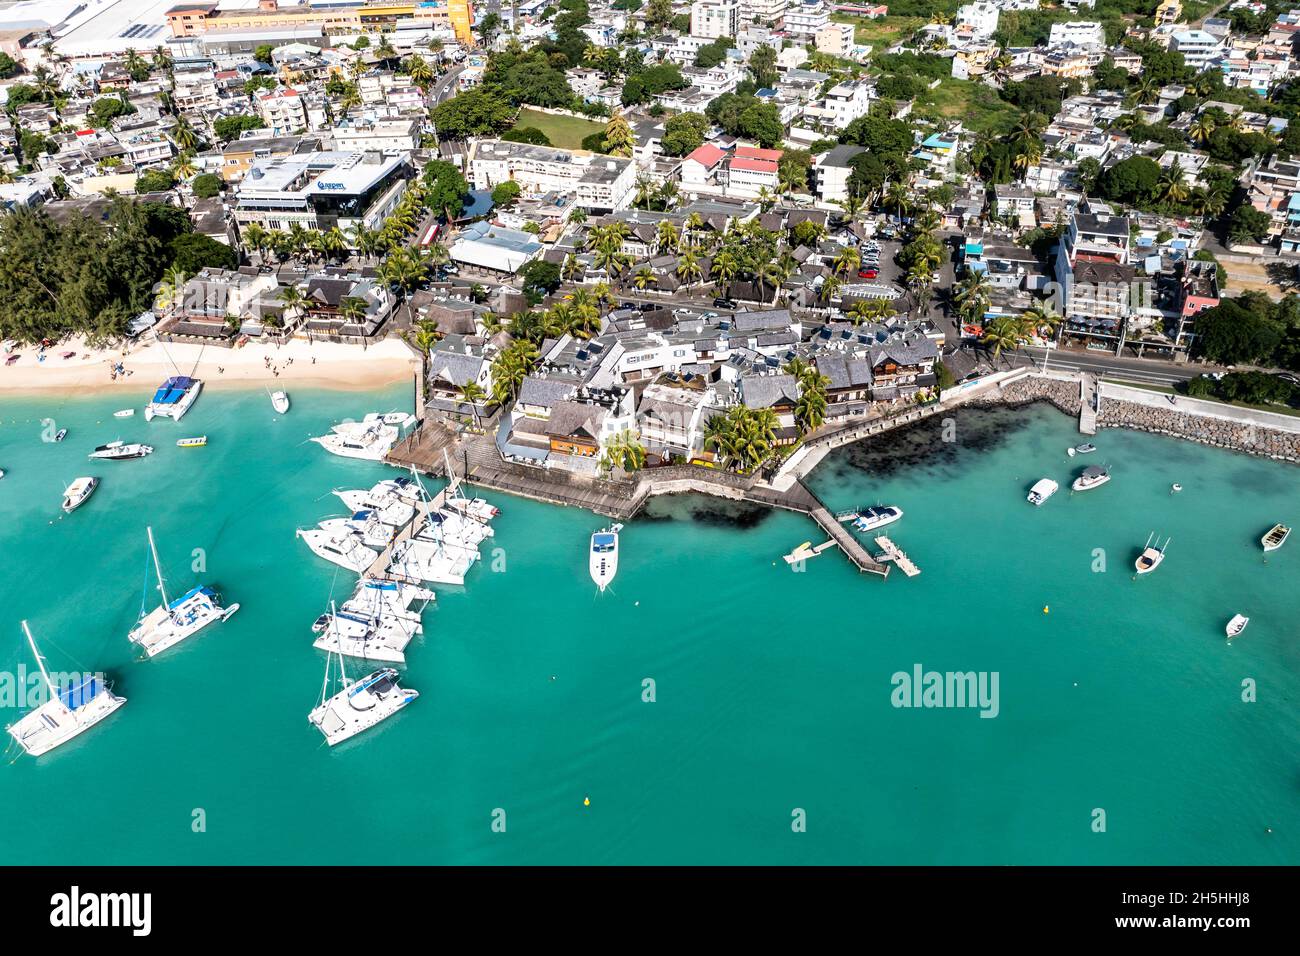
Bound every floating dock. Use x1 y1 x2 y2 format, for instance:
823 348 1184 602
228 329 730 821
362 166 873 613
873 536 920 577
362 481 454 582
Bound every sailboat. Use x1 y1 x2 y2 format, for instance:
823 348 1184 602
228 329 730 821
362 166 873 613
308 605 419 746
128 526 240 657
1134 533 1170 575
590 523 623 592
6 621 126 757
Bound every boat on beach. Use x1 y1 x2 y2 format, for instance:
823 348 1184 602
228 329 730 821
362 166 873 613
128 526 240 658
1261 523 1290 552
1072 465 1110 492
270 390 290 414
1226 614 1249 639
852 505 903 532
143 376 203 422
6 621 126 757
61 476 98 512
176 436 207 448
1134 533 1170 575
89 440 154 461
590 524 623 592
1027 478 1058 506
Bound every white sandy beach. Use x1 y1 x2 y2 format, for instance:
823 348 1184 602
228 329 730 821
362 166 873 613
0 336 421 395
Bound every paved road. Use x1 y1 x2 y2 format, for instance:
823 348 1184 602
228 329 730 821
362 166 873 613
432 65 465 104
1021 347 1208 386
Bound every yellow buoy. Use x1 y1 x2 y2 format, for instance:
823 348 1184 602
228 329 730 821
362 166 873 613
1042 606 1050 614
583 797 590 807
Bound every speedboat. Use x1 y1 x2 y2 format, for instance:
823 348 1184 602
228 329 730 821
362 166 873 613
89 440 154 460
589 523 623 592
176 436 207 448
54 428 67 442
308 646 418 747
853 505 904 532
128 527 239 658
1134 533 1170 575
143 376 202 421
270 390 290 414
296 528 380 574
1261 523 1290 552
318 510 399 550
113 409 134 418
1071 465 1110 492
1074 443 1096 454
6 621 126 757
1170 483 1182 493
1226 614 1249 639
364 412 415 428
61 476 98 512
1027 478 1058 506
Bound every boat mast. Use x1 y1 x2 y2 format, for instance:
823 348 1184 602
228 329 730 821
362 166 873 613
147 526 171 608
21 621 57 701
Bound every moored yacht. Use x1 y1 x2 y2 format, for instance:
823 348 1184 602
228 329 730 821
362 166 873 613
310 422 398 461
6 621 126 757
390 537 477 586
270 390 290 414
589 524 622 592
1027 479 1058 506
853 505 903 532
296 528 380 574
1071 465 1110 492
310 608 418 664
61 477 98 513
128 526 239 658
144 376 203 421
89 440 154 460
318 510 398 550
308 627 418 747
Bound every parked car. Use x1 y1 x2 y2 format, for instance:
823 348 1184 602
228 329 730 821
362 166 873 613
858 268 879 280
712 297 736 309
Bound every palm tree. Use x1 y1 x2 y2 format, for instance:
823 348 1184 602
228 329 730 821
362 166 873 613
1189 114 1216 145
1019 302 1062 343
836 193 867 221
171 152 197 180
631 266 657 291
885 181 912 222
676 250 703 286
602 430 647 474
1158 160 1191 205
457 379 487 407
562 253 583 283
413 322 440 357
832 246 861 277
656 220 679 255
711 250 739 294
337 295 369 327
276 284 307 328
981 316 1021 363
241 222 268 259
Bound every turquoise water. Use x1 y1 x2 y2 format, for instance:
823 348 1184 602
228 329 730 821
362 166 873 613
0 386 1296 865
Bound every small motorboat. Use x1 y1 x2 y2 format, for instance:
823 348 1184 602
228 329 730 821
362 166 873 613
1134 533 1170 575
1261 523 1290 552
1170 483 1182 493
1027 478 1058 506
62 476 99 513
1072 465 1110 492
270 390 290 415
89 440 154 461
0 468 5 479
852 505 904 532
177 436 207 448
589 523 623 592
1226 614 1249 639
53 428 67 442
113 409 134 418
1074 444 1097 454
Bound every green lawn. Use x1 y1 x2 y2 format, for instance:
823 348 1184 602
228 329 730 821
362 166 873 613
913 79 1021 136
1109 378 1300 417
513 108 606 150
831 14 924 50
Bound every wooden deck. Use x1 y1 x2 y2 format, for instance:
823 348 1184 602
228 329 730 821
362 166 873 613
873 535 920 577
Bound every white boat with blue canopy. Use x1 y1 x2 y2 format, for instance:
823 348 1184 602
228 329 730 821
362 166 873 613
589 524 623 592
6 621 126 757
144 375 203 421
128 526 239 658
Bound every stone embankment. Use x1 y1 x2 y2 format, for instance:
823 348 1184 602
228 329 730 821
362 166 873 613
980 375 1300 463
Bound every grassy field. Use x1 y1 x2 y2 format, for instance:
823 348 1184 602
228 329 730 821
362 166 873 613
831 14 924 50
913 79 1021 135
512 108 606 150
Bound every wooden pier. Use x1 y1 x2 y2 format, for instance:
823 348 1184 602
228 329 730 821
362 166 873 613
811 505 891 577
873 536 920 577
361 483 451 582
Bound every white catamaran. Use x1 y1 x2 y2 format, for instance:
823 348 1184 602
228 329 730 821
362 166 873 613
6 621 126 757
143 375 203 422
308 609 419 746
128 526 240 658
297 528 380 574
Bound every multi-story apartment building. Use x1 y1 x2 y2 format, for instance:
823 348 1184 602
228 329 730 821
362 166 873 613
783 0 829 37
234 150 410 238
166 0 476 46
1054 209 1135 351
256 88 308 136
331 117 420 154
468 140 637 212
739 0 788 25
956 2 1000 38
1047 20 1105 48
1170 29 1224 69
690 0 740 38
814 22 855 57
1243 154 1300 239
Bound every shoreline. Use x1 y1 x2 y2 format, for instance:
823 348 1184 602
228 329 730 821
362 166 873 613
0 336 421 397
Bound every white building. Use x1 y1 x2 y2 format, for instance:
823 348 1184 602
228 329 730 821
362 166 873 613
331 117 420 154
956 2 1001 38
691 0 740 38
811 144 866 205
783 0 830 38
468 140 637 212
256 89 308 137
234 151 410 239
1171 29 1225 69
1047 21 1106 49
821 80 874 128
815 22 856 57
740 0 788 24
